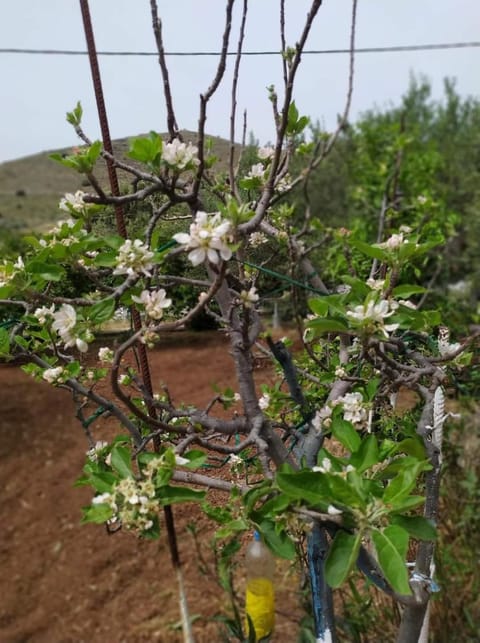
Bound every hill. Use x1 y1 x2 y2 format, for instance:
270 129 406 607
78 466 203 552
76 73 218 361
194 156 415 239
0 131 234 234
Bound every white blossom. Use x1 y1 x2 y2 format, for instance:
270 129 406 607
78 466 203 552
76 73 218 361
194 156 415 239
132 288 172 320
258 146 275 160
49 218 76 234
338 392 367 426
379 233 405 250
173 211 232 266
86 441 108 462
312 405 333 432
247 163 266 180
51 304 89 352
313 458 332 473
327 505 343 516
59 190 92 213
162 138 199 169
366 278 385 291
240 286 259 308
13 256 24 270
399 299 417 310
113 239 154 277
174 455 190 466
92 492 114 506
275 174 292 193
52 303 77 337
249 231 268 247
118 374 130 385
346 299 399 337
34 305 55 325
42 366 64 384
259 393 270 410
98 346 114 363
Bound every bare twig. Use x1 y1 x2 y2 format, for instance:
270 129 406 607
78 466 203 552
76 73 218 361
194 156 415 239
229 0 248 198
150 0 179 140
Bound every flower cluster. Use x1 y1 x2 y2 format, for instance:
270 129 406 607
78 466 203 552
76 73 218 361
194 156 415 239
346 298 399 338
59 190 93 214
113 239 154 277
98 346 114 363
162 138 199 170
34 304 55 325
173 211 232 266
42 366 65 384
132 288 172 320
92 475 158 532
337 392 367 426
249 231 268 247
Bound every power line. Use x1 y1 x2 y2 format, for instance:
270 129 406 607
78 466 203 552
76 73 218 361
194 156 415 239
0 41 479 57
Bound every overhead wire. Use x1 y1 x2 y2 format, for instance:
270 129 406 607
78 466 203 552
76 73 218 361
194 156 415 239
1 41 480 57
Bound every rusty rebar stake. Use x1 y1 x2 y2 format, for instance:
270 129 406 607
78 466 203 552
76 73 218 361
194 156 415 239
79 0 182 572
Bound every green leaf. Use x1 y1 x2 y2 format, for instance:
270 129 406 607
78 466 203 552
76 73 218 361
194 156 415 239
287 101 299 131
395 438 426 460
88 471 117 493
391 515 437 541
215 518 249 539
326 474 366 509
325 531 361 587
384 525 409 560
128 132 163 166
308 297 329 316
365 377 380 401
81 503 114 524
181 449 208 469
331 417 361 453
88 298 116 324
259 520 296 560
392 284 427 298
349 238 388 261
308 317 349 334
0 328 10 357
371 528 411 595
388 495 425 513
159 485 206 504
26 261 65 281
383 461 425 506
66 101 83 126
94 251 118 267
350 435 379 473
275 470 330 505
87 140 102 165
110 445 133 479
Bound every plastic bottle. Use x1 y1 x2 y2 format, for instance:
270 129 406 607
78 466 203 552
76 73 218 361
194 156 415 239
245 531 275 641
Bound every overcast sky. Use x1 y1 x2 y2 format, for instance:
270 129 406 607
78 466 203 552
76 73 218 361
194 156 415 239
0 0 479 163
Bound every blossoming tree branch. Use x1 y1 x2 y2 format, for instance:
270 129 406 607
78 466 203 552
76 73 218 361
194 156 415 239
0 1 477 641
